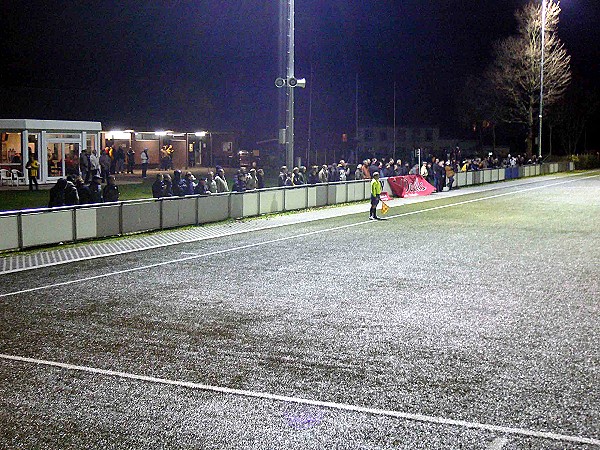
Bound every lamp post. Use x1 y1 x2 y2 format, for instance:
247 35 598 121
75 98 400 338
538 0 546 159
275 0 306 169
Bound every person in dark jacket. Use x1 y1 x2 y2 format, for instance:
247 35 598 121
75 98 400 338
103 175 120 202
256 168 265 189
194 178 210 195
328 164 340 182
48 177 80 207
172 170 183 196
64 178 79 206
292 167 304 185
115 146 126 173
48 178 67 207
306 166 318 184
152 174 165 198
278 166 288 187
232 171 247 192
75 177 92 205
432 159 443 192
89 175 103 203
126 148 135 174
163 174 174 197
181 172 196 195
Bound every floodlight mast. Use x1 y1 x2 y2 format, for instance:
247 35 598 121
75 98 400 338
538 0 546 159
286 0 295 169
275 0 305 169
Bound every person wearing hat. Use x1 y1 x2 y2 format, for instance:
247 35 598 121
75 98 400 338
89 175 104 203
278 166 288 187
369 172 382 220
103 175 120 202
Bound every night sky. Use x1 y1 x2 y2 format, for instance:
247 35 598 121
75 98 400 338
1 0 598 150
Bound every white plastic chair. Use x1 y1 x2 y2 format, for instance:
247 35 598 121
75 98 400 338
0 168 13 186
11 169 26 186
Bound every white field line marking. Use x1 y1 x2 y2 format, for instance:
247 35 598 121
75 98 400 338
0 171 593 276
1 353 598 447
487 437 509 449
0 173 598 299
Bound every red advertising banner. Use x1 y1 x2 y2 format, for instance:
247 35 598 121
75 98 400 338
386 175 435 198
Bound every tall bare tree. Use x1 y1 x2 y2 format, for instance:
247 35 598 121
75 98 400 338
488 0 571 156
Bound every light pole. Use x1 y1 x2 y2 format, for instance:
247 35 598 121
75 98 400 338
275 0 305 170
538 0 546 159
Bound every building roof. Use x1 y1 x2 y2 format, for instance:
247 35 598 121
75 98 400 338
0 119 102 132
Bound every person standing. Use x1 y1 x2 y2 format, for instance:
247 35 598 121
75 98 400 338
140 148 149 179
432 158 442 193
89 175 104 203
215 168 228 193
25 153 39 191
206 171 217 193
79 149 90 182
445 162 455 191
103 175 120 202
152 174 165 198
278 166 288 187
99 150 111 183
89 149 100 180
369 172 382 220
126 148 135 174
420 162 428 178
318 165 329 183
246 168 258 190
75 176 92 204
256 168 265 189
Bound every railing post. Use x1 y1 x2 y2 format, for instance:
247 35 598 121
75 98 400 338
159 198 164 230
72 207 78 243
305 184 309 208
283 187 287 212
227 192 232 218
17 211 23 250
257 190 262 216
119 202 124 235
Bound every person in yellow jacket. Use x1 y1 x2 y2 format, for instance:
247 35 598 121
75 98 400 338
370 172 382 220
25 153 39 191
445 162 456 191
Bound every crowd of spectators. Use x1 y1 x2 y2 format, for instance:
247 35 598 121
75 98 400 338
150 163 266 198
48 174 119 207
47 146 128 207
47 149 544 207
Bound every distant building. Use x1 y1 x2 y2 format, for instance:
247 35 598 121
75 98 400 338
100 130 239 169
0 119 102 184
357 125 478 162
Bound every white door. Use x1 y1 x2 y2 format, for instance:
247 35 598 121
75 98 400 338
45 140 81 180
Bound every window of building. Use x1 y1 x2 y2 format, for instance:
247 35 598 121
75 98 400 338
46 133 80 140
0 132 23 166
86 134 97 152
